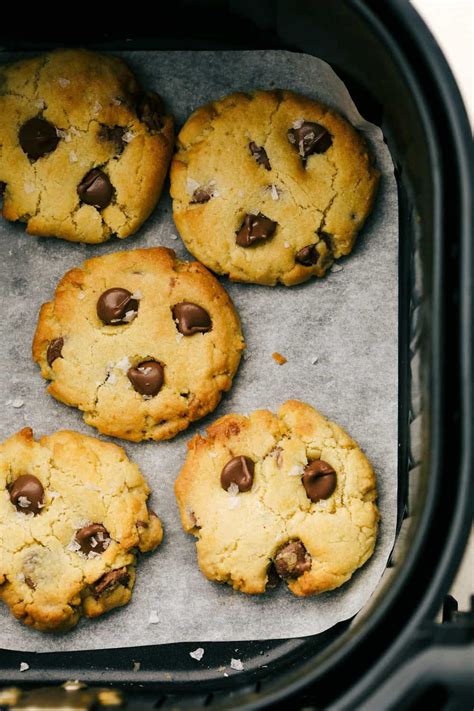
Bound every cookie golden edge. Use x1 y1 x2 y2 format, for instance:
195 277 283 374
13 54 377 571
32 247 245 442
170 89 380 286
174 400 379 597
0 48 174 244
0 427 163 632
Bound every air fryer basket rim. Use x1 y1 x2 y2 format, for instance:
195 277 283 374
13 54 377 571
0 0 472 708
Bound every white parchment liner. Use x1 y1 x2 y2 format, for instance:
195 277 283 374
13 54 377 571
0 51 398 652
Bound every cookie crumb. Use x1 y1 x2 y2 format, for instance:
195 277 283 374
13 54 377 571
272 352 287 365
19 662 29 672
148 610 160 624
230 658 244 671
133 661 141 672
189 647 204 661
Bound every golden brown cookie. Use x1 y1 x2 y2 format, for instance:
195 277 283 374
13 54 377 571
0 49 173 243
171 90 379 285
175 400 379 596
0 427 163 632
33 247 245 441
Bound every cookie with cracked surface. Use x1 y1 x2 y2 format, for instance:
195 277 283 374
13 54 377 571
0 49 173 243
175 400 379 596
33 247 245 441
0 427 163 631
170 90 379 286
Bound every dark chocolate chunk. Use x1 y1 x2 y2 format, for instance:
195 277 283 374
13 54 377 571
98 125 126 154
137 91 165 131
96 288 139 325
77 168 113 209
0 181 6 196
127 361 164 397
220 456 254 492
46 337 64 366
249 141 271 170
93 568 130 597
295 243 318 266
287 121 332 159
274 541 311 579
19 117 59 160
190 187 211 204
75 523 110 555
172 302 212 335
236 213 277 247
10 475 44 515
302 460 337 502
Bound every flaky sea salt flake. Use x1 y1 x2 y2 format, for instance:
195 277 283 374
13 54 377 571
271 184 279 201
122 131 135 143
148 610 160 624
92 101 102 114
230 658 244 671
20 662 29 672
331 264 344 273
12 399 24 408
189 647 205 661
131 289 143 300
288 465 304 477
115 356 131 373
69 151 78 163
186 177 200 195
24 181 35 194
58 78 70 88
122 310 137 323
292 118 304 129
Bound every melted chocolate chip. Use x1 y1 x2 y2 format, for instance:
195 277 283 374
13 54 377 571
25 576 36 590
127 361 164 397
295 243 318 267
98 125 126 154
236 213 277 247
137 91 165 131
77 169 113 209
75 524 110 555
10 475 44 515
287 121 332 159
96 288 139 325
46 337 64 366
221 456 254 492
274 541 312 579
172 302 212 335
302 460 337 502
19 117 59 160
190 187 211 204
93 568 130 597
249 142 271 170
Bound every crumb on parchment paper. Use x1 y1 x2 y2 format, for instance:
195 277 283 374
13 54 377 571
272 352 287 365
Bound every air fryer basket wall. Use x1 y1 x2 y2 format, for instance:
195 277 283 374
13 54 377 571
0 1 472 708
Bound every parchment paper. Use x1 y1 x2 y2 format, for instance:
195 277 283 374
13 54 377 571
0 51 398 652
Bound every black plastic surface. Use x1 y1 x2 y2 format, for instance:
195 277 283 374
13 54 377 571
0 1 472 708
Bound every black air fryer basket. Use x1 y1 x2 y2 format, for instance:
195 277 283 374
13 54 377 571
0 1 472 709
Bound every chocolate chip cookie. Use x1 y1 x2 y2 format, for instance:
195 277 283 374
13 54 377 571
0 427 163 631
0 49 173 243
33 247 245 441
170 90 379 285
175 400 379 596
